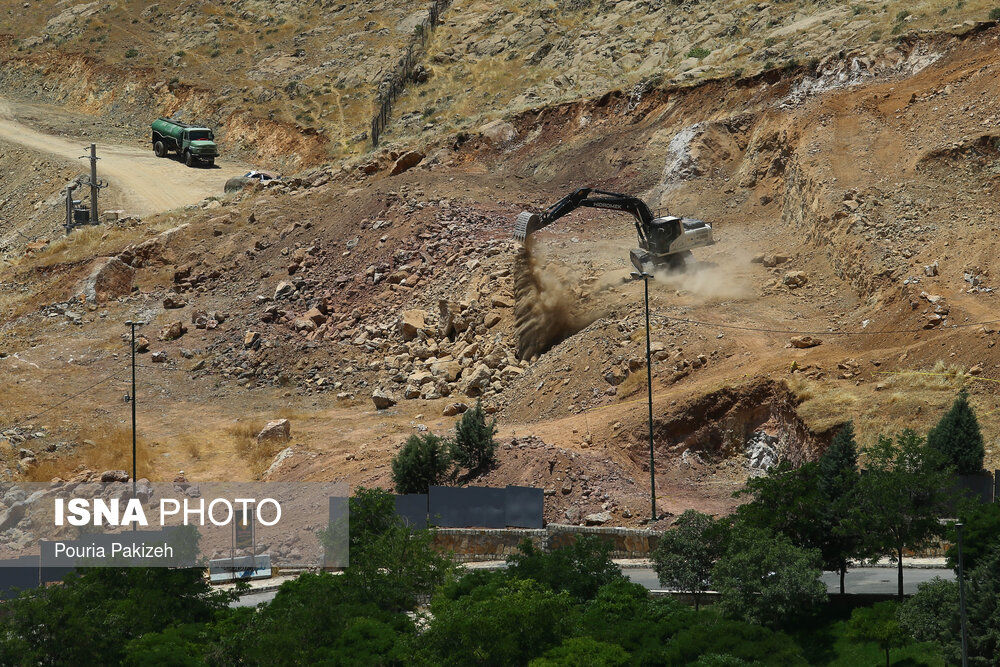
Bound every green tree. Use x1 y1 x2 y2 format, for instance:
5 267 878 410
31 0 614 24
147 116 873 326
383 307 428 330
850 429 956 599
846 601 911 667
506 535 626 601
341 487 454 611
528 636 630 667
711 525 827 630
450 400 497 476
391 431 452 494
966 545 1000 666
0 568 234 666
926 388 985 474
898 577 961 665
417 578 577 665
945 500 1000 572
578 580 693 663
652 509 727 610
662 613 809 665
817 421 865 594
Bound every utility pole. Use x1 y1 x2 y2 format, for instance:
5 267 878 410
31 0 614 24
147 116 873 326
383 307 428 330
957 522 969 667
125 320 143 527
631 270 656 521
87 144 98 224
79 144 105 226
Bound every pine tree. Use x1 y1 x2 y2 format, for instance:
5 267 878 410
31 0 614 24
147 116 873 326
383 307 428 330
817 421 863 594
391 432 451 494
450 401 497 476
926 389 985 474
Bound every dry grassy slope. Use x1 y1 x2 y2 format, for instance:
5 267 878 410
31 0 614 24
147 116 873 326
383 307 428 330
1 0 999 162
4 16 1000 521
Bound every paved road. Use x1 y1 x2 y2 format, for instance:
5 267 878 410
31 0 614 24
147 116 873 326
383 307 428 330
625 567 955 595
232 566 955 607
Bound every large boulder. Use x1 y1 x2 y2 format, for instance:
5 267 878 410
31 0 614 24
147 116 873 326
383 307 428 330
389 151 424 176
789 336 822 349
458 364 492 397
399 309 430 341
782 271 808 288
479 119 517 145
372 389 397 410
158 321 187 341
257 419 291 443
80 257 134 304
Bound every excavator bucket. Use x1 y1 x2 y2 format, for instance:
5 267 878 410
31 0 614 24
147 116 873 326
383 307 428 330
513 211 540 243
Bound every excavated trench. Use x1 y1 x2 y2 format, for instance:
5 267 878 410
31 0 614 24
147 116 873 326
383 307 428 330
631 378 837 467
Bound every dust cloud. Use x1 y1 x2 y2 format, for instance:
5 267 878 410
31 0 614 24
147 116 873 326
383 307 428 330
513 239 609 360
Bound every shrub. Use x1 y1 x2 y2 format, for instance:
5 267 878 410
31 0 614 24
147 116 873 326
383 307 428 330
125 48 139 58
506 535 625 601
391 432 451 494
686 46 711 59
450 401 497 475
991 8 1000 21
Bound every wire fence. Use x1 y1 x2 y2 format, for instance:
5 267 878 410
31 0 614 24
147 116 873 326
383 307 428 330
370 0 451 147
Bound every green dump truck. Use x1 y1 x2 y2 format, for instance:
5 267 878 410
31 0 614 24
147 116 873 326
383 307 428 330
150 117 219 167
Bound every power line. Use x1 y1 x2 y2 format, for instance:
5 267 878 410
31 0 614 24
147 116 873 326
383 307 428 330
659 314 1000 337
2 368 125 433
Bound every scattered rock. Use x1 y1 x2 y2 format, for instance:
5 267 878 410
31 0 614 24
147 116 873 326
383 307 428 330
789 336 822 348
389 150 425 176
150 350 168 363
263 447 295 478
399 309 430 341
924 261 939 277
257 419 291 443
479 119 517 145
585 512 611 525
244 331 261 349
274 281 295 300
782 271 808 288
158 321 187 341
163 294 187 309
762 254 790 267
442 402 468 416
100 470 130 483
372 389 397 410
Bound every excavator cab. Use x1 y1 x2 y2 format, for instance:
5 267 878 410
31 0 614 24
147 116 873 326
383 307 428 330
646 216 683 255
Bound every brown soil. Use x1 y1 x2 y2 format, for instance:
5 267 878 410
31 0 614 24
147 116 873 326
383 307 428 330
4 25 1000 528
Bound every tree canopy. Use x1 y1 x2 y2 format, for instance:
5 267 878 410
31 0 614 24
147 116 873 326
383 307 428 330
926 389 985 474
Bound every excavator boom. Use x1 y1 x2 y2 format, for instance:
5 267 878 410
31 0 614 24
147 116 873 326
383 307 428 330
513 186 714 272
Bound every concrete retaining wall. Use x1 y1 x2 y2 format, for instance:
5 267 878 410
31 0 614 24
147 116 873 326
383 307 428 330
432 524 662 562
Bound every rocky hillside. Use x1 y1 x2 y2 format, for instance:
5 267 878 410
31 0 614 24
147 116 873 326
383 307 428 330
3 1 1000 526
2 0 999 163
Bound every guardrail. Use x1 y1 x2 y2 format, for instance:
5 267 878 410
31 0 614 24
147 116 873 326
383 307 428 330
370 0 451 147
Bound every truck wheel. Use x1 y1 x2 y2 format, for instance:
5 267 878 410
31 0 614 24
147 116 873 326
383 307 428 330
153 141 166 157
184 151 195 167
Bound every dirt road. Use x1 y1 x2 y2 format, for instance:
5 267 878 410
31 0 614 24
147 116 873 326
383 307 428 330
0 98 246 217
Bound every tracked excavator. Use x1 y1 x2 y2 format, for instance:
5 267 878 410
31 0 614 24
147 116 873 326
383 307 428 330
513 188 714 272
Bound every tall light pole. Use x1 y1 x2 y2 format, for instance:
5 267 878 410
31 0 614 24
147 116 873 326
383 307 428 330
631 270 656 521
956 522 969 667
124 320 143 506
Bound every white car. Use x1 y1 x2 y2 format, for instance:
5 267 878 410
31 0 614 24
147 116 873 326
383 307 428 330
243 170 281 182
